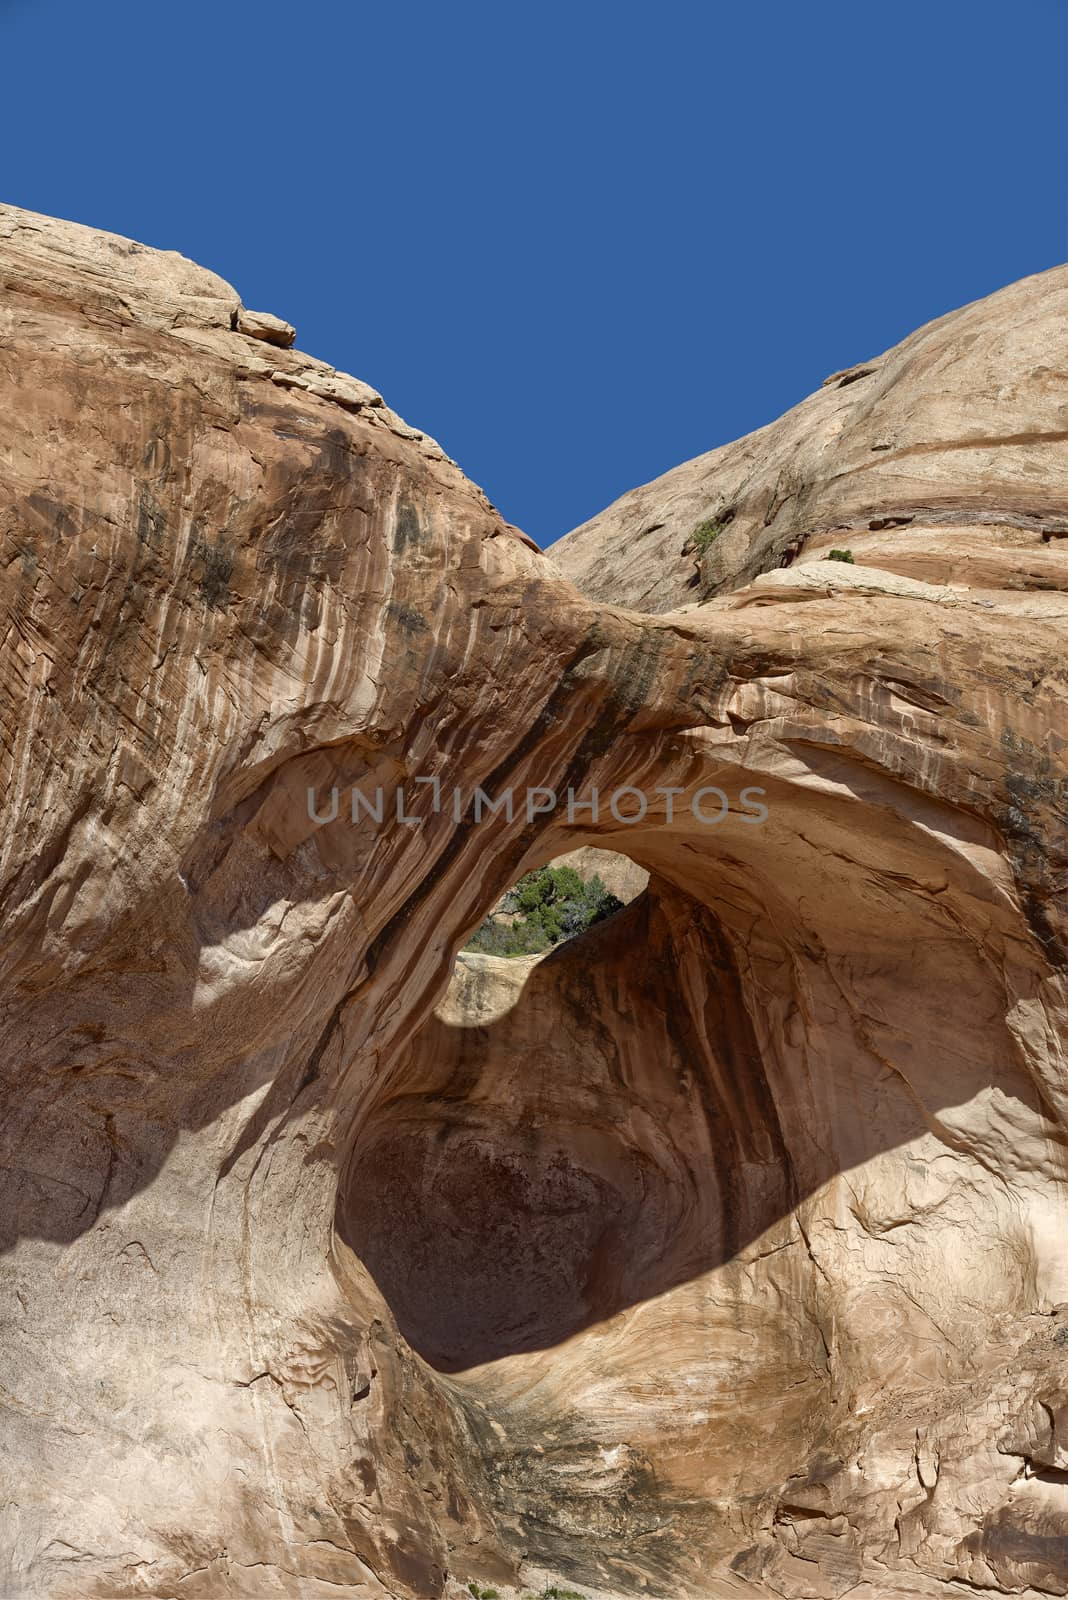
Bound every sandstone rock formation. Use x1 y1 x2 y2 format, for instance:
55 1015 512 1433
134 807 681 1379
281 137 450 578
553 272 1068 615
545 846 649 905
0 204 1065 1600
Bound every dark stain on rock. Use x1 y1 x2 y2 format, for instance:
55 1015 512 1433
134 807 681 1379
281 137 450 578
136 490 168 551
25 493 77 542
387 598 429 634
730 1544 765 1580
140 433 171 475
387 1541 443 1597
393 500 425 555
999 729 1068 958
362 626 612 978
969 1508 1068 1591
190 532 234 609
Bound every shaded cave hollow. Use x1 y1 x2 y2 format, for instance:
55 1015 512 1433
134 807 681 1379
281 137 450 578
331 845 738 1374
331 766 1016 1377
333 838 803 1377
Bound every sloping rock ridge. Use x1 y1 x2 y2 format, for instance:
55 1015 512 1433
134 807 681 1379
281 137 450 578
553 270 1068 615
0 204 1065 1600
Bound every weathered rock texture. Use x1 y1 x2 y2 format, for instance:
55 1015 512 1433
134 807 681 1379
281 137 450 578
553 275 1068 614
547 846 649 904
0 204 1066 1600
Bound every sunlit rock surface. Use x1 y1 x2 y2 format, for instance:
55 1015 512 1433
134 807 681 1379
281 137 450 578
554 269 1068 615
0 204 1066 1599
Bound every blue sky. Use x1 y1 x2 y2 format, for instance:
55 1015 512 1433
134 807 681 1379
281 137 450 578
2 0 1065 545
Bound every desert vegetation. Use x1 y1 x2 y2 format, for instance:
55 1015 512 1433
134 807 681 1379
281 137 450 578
464 864 623 956
690 510 732 553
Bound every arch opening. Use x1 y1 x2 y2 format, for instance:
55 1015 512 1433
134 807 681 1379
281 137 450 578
460 845 649 959
333 845 799 1373
333 776 1050 1380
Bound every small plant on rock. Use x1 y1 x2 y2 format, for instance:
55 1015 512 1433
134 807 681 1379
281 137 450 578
691 513 731 554
827 548 854 563
467 1584 500 1600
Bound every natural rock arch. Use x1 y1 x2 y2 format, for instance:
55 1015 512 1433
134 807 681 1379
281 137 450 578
0 204 1065 1599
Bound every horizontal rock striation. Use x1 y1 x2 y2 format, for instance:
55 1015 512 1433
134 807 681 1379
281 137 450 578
0 206 1065 1599
552 268 1068 615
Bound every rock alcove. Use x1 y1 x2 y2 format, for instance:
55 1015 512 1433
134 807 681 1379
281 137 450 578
337 848 662 1372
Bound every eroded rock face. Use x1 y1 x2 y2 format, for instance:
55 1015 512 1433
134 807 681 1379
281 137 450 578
552 268 1068 614
0 205 1065 1599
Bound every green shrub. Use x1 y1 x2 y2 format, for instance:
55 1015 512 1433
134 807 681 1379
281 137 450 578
464 867 623 957
521 1587 585 1599
691 515 729 554
827 548 854 563
467 1584 500 1600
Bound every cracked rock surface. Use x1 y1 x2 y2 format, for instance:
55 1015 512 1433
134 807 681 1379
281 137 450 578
0 205 1066 1599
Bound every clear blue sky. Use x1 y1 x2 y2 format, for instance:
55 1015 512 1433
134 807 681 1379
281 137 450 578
2 0 1065 546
